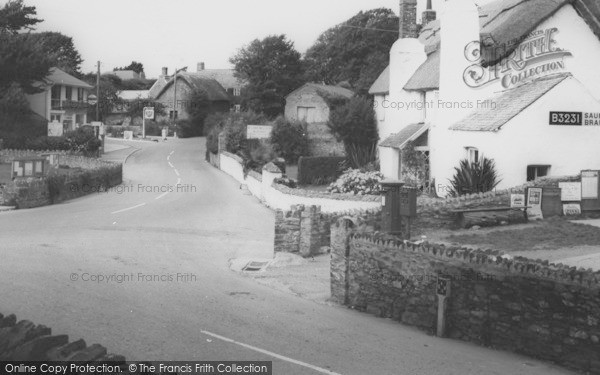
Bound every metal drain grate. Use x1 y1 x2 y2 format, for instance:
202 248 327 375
242 261 269 272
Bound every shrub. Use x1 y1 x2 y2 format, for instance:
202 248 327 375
222 111 269 155
204 112 230 154
327 168 384 195
327 97 378 168
64 128 102 156
449 157 501 197
270 116 309 164
297 156 346 185
242 139 276 174
274 177 297 188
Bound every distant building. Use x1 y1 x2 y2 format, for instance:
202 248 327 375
104 90 151 126
108 70 146 81
26 67 93 131
285 83 354 123
284 83 353 156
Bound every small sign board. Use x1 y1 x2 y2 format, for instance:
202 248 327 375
247 125 272 139
436 277 450 297
143 107 155 120
510 194 525 208
541 187 563 217
549 111 583 126
526 187 544 221
563 203 582 216
47 121 63 137
559 182 582 201
123 131 133 140
582 170 599 199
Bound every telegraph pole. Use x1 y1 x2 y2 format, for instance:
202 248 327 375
173 67 177 121
96 61 100 121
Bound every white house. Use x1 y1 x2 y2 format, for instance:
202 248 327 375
371 0 600 196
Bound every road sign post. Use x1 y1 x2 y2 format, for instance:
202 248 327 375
142 107 155 139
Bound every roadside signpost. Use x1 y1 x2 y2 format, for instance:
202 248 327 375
436 276 451 337
142 107 155 139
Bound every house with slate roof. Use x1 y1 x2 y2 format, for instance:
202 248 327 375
26 67 93 132
371 0 600 195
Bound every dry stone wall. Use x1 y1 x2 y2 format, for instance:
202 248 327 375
330 222 600 374
0 312 124 362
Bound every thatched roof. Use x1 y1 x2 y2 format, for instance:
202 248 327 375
380 122 429 149
193 69 245 90
449 73 570 132
369 0 600 93
155 73 230 102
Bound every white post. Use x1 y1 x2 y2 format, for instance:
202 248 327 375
142 116 145 139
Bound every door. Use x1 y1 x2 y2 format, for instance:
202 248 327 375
297 106 316 123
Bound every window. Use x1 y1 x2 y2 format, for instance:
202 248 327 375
50 114 61 123
169 111 178 120
465 147 479 163
77 88 84 102
51 85 61 109
226 88 234 96
234 104 241 113
233 87 241 97
527 165 551 182
65 86 72 101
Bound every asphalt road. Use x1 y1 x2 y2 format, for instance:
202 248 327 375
0 138 574 375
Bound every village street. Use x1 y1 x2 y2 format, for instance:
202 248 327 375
0 138 574 375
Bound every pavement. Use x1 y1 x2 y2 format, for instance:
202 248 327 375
0 137 576 375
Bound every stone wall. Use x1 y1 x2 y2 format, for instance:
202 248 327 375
330 224 600 374
0 312 124 362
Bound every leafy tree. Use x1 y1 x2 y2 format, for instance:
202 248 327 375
23 32 83 76
114 61 144 74
0 0 41 35
304 8 398 95
328 97 379 168
270 116 309 164
119 78 155 90
230 35 304 118
0 0 50 95
84 74 123 122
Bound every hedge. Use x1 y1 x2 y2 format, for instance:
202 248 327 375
297 156 346 185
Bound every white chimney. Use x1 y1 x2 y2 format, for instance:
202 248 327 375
387 0 427 130
161 67 168 76
197 62 205 72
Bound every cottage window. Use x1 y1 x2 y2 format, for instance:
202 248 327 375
233 88 241 97
169 110 178 120
234 104 241 113
51 85 61 109
527 165 551 182
77 88 84 102
465 147 479 163
65 86 72 101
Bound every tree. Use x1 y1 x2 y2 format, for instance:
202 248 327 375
83 74 123 122
304 8 398 95
0 0 41 35
23 32 83 76
328 97 379 168
230 35 304 118
0 0 50 95
114 61 144 74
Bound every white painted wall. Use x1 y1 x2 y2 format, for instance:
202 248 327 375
217 152 381 213
439 77 600 191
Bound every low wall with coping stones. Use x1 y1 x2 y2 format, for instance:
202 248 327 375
329 221 600 374
0 312 125 362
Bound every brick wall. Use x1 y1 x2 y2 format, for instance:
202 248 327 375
0 312 124 362
330 223 600 374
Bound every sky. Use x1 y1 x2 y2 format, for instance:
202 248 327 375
24 0 449 78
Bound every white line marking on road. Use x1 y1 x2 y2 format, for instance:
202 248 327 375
170 151 174 155
174 169 180 176
200 330 342 375
177 178 181 185
111 203 146 214
168 162 174 168
167 155 170 161
155 192 169 200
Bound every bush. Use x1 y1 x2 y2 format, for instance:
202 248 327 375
204 113 230 154
222 111 269 155
274 177 297 188
449 157 501 197
297 156 346 185
270 116 309 164
242 139 276 174
327 97 379 168
328 168 384 195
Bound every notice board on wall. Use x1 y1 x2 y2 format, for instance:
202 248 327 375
581 170 600 211
542 188 562 217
